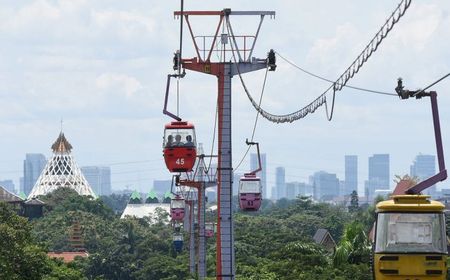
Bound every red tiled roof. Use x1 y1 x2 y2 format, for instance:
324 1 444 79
47 252 89 263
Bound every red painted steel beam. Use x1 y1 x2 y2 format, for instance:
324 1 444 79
175 11 223 16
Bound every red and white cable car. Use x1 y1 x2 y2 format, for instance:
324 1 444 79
238 140 263 211
205 222 215 238
170 195 186 221
163 121 197 172
239 173 263 211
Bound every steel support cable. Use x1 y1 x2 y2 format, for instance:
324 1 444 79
415 73 450 95
234 67 269 172
224 17 269 171
276 52 397 96
237 0 411 123
205 101 218 174
176 0 184 116
205 28 226 175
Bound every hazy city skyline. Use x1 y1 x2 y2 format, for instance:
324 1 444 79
1 150 444 201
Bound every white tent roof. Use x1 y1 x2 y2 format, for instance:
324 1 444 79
120 203 171 223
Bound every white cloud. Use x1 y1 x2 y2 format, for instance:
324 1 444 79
306 22 360 72
92 10 156 41
388 3 443 52
96 73 143 97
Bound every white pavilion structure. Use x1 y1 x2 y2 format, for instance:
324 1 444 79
28 132 96 199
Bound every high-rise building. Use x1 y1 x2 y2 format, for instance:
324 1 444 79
365 154 390 202
81 166 112 196
0 180 15 193
311 171 340 201
286 181 307 199
344 155 358 196
271 186 277 200
275 167 286 199
19 177 24 194
233 172 243 196
23 153 47 196
250 153 266 198
410 154 436 197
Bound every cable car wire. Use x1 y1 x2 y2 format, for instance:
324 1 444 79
235 0 411 123
414 73 450 95
176 0 184 116
223 6 270 172
276 51 397 97
205 101 218 174
234 65 270 172
205 30 226 174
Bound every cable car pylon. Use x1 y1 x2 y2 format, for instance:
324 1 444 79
172 9 275 279
177 154 217 279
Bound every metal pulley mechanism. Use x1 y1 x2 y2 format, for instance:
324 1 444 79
267 49 276 71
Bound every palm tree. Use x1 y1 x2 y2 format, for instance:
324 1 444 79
333 221 371 266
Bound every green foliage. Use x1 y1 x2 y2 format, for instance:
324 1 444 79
334 221 372 267
25 188 376 279
43 258 87 280
348 190 359 212
0 202 50 280
100 193 130 215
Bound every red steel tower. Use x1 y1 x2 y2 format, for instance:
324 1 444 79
174 8 275 280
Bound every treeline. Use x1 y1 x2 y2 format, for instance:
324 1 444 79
1 188 377 279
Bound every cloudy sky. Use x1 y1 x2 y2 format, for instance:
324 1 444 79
0 0 449 196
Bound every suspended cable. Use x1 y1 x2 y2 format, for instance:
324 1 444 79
178 0 184 76
237 0 411 123
234 67 269 172
205 100 218 174
176 0 184 116
225 15 270 171
416 73 450 95
276 52 397 96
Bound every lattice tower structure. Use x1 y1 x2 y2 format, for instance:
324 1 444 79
28 132 96 199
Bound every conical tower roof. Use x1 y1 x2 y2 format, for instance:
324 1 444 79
51 132 73 153
28 132 96 199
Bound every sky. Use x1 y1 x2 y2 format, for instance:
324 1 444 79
0 0 449 197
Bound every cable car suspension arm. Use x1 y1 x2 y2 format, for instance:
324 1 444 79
245 139 262 176
237 0 411 123
164 0 186 121
394 76 450 195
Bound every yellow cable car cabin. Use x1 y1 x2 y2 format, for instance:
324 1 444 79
374 195 448 279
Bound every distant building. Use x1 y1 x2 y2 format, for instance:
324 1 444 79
19 177 24 194
311 171 340 201
81 166 112 196
0 179 15 193
271 186 277 200
0 185 24 213
365 154 390 202
410 154 436 197
28 132 96 199
251 153 266 198
313 228 336 253
206 187 217 203
23 153 46 196
120 190 170 222
344 155 358 196
233 172 243 196
275 167 286 199
153 180 172 197
0 185 45 219
286 182 307 199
